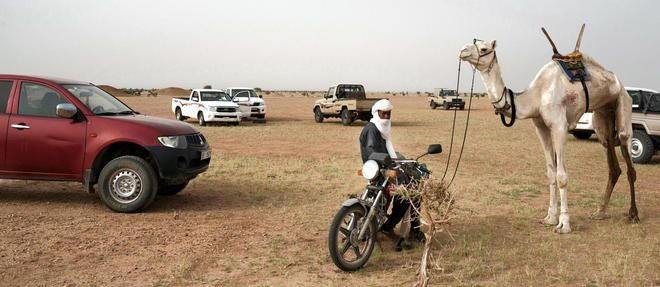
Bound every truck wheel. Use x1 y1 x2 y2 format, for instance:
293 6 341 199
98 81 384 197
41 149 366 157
158 181 189 196
430 101 437 110
175 108 185 121
98 156 157 213
198 112 207 126
256 114 265 119
341 108 353 126
314 107 324 123
443 102 449 110
459 105 465 110
631 129 654 164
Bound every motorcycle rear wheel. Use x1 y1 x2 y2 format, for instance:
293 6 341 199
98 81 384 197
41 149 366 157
328 204 376 271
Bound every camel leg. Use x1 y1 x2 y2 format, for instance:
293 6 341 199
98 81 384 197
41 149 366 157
533 118 558 225
615 92 640 223
590 110 621 220
551 125 571 233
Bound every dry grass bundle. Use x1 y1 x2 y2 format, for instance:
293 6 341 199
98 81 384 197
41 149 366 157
393 179 456 287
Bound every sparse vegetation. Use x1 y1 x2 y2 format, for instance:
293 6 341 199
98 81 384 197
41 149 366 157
1 94 657 286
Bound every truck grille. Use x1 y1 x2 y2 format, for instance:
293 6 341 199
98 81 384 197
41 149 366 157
252 102 262 106
185 134 206 146
216 107 236 113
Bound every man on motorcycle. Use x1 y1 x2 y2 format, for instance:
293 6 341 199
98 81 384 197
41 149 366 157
359 99 424 249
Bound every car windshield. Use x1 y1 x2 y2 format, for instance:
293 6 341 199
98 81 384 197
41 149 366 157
201 91 230 101
62 84 134 115
443 90 457 97
234 89 257 98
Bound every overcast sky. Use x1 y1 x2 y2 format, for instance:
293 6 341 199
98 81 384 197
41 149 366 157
1 0 658 92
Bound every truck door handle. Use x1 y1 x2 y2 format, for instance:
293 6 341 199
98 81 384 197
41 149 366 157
11 123 30 130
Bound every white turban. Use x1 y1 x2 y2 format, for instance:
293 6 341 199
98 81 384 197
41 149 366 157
370 99 397 159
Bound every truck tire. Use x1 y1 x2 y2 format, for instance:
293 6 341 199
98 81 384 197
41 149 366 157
198 112 207 126
341 108 353 126
175 108 186 121
631 129 654 164
98 156 158 213
314 107 324 123
459 104 465 110
443 102 449 110
158 181 189 196
430 101 437 109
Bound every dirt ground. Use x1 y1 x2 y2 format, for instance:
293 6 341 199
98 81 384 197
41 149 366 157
0 93 658 286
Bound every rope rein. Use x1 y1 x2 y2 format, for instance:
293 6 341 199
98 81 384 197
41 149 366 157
441 43 480 187
441 39 517 188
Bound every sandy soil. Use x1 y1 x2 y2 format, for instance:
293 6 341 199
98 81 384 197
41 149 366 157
0 93 658 286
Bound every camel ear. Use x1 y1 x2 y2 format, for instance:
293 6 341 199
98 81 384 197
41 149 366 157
491 40 497 50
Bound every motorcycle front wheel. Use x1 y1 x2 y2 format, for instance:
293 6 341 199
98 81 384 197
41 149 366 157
328 204 376 271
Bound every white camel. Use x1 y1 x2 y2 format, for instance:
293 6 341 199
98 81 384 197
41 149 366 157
459 38 639 233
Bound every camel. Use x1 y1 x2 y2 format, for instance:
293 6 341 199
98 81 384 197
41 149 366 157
458 33 639 233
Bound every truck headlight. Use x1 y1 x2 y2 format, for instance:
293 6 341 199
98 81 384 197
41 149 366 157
361 160 379 180
158 136 188 149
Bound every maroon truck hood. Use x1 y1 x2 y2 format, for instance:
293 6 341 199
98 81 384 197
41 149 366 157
109 115 199 135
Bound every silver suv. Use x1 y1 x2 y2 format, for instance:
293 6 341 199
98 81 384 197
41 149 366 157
571 87 660 164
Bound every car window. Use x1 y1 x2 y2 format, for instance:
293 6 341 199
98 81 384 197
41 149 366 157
191 91 199 101
63 84 133 115
18 82 71 117
200 91 230 101
0 80 13 114
234 90 255 99
327 87 335 98
628 90 641 108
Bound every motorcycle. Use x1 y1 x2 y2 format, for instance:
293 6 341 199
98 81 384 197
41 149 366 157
328 144 442 271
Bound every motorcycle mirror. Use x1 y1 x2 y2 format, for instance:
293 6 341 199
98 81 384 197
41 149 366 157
427 144 442 154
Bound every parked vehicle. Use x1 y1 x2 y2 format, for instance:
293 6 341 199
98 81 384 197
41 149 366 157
571 87 660 163
631 92 660 163
427 88 465 110
172 89 241 126
225 87 266 120
328 144 442 271
313 84 382 126
0 75 211 212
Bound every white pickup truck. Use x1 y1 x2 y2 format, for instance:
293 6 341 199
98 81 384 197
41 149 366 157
172 89 242 126
225 87 267 120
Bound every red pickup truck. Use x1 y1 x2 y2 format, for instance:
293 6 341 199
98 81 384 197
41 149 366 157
0 75 211 212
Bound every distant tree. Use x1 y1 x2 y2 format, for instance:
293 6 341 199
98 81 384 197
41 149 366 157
203 85 212 89
254 87 262 92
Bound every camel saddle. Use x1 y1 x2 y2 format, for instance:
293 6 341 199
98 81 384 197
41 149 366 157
552 51 591 82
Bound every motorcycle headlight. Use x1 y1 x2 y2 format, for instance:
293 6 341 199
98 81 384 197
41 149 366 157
361 160 379 180
158 136 188 149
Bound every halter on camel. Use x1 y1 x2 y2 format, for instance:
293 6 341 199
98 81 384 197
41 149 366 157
542 24 591 113
473 38 517 127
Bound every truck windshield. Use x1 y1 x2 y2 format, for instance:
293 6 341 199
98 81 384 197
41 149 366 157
62 84 134 115
233 89 256 99
201 92 230 101
443 90 457 97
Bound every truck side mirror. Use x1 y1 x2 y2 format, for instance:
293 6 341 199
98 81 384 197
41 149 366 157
259 95 263 98
56 103 78 119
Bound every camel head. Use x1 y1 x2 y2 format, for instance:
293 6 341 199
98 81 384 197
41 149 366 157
459 39 497 71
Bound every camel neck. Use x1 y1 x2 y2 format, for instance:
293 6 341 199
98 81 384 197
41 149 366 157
480 63 538 120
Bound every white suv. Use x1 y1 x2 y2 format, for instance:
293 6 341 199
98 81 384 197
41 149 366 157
571 87 658 139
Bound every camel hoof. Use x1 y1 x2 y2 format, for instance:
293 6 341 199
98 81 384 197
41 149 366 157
628 208 640 224
553 225 572 234
540 215 558 226
554 213 571 234
589 210 608 220
628 214 640 224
